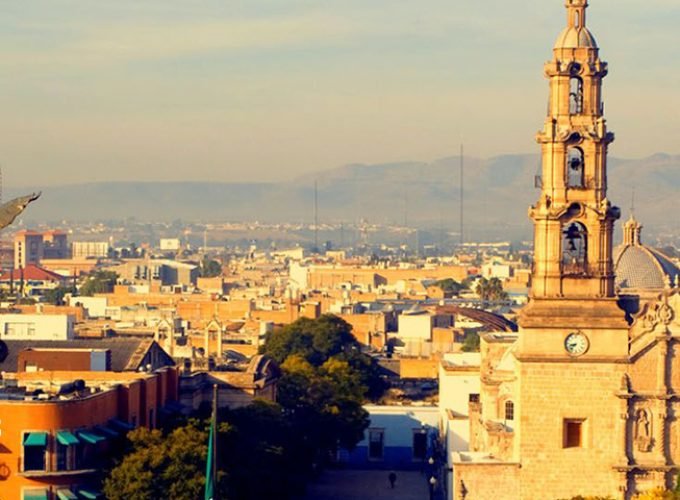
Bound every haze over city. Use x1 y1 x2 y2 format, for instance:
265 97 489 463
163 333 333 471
0 0 678 188
1 1 680 500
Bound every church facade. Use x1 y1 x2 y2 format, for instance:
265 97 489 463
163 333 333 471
450 1 680 499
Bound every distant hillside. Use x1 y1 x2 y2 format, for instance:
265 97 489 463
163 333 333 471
8 153 679 241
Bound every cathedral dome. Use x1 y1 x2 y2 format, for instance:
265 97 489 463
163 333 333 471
554 26 598 49
614 216 680 291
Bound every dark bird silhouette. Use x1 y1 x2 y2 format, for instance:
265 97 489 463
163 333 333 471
0 192 41 230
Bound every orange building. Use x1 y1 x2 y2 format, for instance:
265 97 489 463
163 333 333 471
0 367 179 499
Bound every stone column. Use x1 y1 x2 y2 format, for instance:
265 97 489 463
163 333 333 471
656 337 669 465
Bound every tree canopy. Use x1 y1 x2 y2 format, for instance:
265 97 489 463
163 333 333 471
200 258 223 278
106 315 385 500
103 423 209 500
474 277 508 302
434 278 466 295
261 315 384 463
79 270 118 296
43 286 76 305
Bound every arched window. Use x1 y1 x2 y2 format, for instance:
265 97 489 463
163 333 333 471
505 401 515 421
562 222 588 275
569 77 584 114
566 147 585 188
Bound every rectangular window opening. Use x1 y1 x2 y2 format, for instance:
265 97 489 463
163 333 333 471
412 430 427 461
368 429 384 460
563 419 584 448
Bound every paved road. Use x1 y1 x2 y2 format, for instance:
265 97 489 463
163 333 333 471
302 470 432 500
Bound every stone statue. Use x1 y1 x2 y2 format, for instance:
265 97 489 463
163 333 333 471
634 409 653 453
0 192 40 230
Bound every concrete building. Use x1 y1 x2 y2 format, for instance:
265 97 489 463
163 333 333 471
15 231 44 269
68 296 108 319
0 366 178 499
42 231 69 259
71 241 110 259
0 314 76 341
112 259 198 288
159 238 180 252
344 405 440 470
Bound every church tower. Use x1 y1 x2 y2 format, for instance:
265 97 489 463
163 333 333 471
515 1 632 497
531 0 619 300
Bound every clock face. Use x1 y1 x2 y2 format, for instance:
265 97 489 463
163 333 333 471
565 332 589 356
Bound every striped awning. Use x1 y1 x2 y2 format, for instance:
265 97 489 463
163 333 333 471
95 424 119 438
56 488 78 500
77 430 106 445
56 430 79 446
77 489 102 499
109 418 134 431
23 432 47 447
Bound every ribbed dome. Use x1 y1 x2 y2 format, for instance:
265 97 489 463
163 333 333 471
614 215 680 290
615 246 679 290
554 26 598 49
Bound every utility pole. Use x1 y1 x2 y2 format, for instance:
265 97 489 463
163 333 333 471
460 143 464 247
314 180 319 253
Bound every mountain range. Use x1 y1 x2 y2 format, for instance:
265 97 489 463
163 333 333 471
8 153 679 241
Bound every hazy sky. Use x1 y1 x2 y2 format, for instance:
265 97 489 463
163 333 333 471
0 0 678 187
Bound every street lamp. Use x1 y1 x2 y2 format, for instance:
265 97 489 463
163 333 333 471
429 476 437 500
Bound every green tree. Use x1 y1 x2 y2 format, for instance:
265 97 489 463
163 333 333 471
434 278 466 295
103 423 209 500
79 270 118 296
221 400 307 499
260 315 378 467
474 277 508 302
43 286 76 305
262 315 356 366
200 258 223 278
461 332 481 352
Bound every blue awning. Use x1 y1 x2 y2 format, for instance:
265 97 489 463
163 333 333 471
56 488 78 500
23 432 47 447
77 430 105 445
109 418 134 431
23 490 48 500
56 430 79 446
95 424 119 438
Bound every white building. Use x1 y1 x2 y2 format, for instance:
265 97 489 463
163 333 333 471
438 352 481 499
160 238 181 251
72 241 110 258
0 314 75 341
398 310 433 340
344 405 440 469
69 296 108 318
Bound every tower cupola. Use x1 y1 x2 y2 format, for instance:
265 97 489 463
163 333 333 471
554 0 597 49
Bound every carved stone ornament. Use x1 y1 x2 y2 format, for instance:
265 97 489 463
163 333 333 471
634 408 653 453
658 303 674 326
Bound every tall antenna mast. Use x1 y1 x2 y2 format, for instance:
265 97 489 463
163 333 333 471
314 180 319 253
460 143 464 246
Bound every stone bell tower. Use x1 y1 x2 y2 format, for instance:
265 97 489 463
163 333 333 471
514 2 632 497
531 0 619 300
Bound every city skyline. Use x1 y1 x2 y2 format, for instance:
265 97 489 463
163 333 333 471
0 0 678 188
